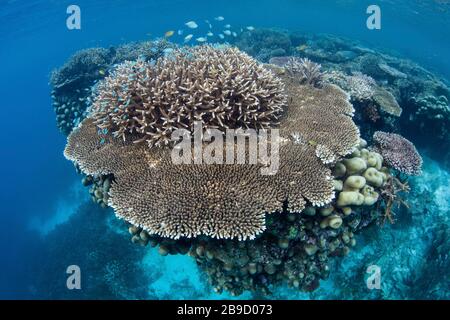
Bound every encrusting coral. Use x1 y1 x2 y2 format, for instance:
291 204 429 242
89 46 287 148
64 45 360 241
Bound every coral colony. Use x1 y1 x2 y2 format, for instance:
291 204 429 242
55 33 428 296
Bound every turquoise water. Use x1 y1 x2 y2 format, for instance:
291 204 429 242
0 0 449 299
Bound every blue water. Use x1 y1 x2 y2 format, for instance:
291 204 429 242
1 0 449 299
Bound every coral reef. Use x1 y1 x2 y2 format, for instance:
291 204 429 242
53 29 448 298
89 46 286 147
372 131 423 175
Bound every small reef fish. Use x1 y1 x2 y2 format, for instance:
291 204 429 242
196 37 207 42
98 69 106 76
184 34 193 42
164 30 175 38
232 32 237 37
224 24 231 29
205 20 212 29
246 26 255 31
223 30 231 36
214 16 225 21
177 29 184 35
185 21 198 29
207 31 214 37
218 34 224 39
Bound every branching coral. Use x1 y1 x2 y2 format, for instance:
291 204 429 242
285 57 324 87
378 175 410 224
64 50 360 241
372 131 423 175
89 45 287 148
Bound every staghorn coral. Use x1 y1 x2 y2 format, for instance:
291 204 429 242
372 131 423 175
89 45 287 148
285 57 324 87
64 51 360 241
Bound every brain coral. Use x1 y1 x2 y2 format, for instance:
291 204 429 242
64 47 360 241
89 45 287 148
372 131 422 175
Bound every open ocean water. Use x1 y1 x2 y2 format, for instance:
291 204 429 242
0 0 449 300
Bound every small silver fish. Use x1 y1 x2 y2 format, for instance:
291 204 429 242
196 37 207 42
207 31 213 37
177 29 184 35
205 20 212 29
232 32 237 37
223 30 231 36
246 26 255 31
214 16 225 21
184 34 193 42
224 24 231 29
185 21 198 29
218 34 224 39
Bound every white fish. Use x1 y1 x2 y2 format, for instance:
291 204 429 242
246 26 255 31
223 30 231 36
177 29 184 35
232 32 237 37
205 20 212 29
218 34 224 39
196 37 207 42
184 34 193 42
185 21 198 29
224 24 231 29
207 31 213 37
214 16 224 21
